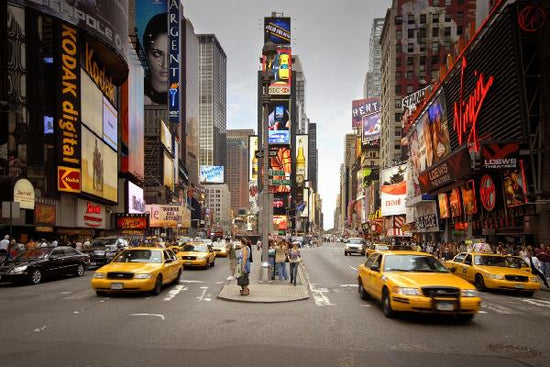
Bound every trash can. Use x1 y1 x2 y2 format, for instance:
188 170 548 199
259 261 270 282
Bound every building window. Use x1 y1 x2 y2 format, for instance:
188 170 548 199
395 85 401 94
408 14 415 24
406 71 413 79
445 0 451 5
445 13 452 22
431 54 440 64
420 14 426 23
407 43 414 52
457 26 463 35
432 27 439 37
433 0 440 6
407 85 413 93
395 128 402 136
395 99 402 108
396 44 402 53
396 29 402 39
408 29 415 38
433 14 439 23
458 0 464 4
407 57 414 66
395 113 401 121
444 27 451 37
457 11 464 22
420 42 426 52
396 57 402 67
420 56 426 65
419 28 427 38
395 15 403 25
394 144 401 150
432 42 439 52
395 71 402 80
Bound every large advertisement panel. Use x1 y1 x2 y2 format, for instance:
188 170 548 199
264 49 292 96
352 98 380 130
200 165 224 184
270 147 292 193
160 120 172 153
503 161 528 208
146 204 185 228
76 199 106 229
401 85 432 135
168 0 181 123
81 126 117 202
427 92 451 165
128 181 146 214
264 17 291 45
362 111 381 147
121 46 145 180
249 136 258 181
268 101 291 144
295 135 308 185
136 0 168 106
381 164 407 217
56 23 81 193
163 153 174 190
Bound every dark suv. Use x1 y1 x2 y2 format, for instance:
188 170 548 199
82 237 129 267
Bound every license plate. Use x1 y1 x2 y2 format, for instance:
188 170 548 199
110 283 123 290
436 302 455 311
514 284 525 289
90 262 97 266
186 262 192 265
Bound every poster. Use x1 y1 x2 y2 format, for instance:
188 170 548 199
449 188 462 218
427 92 451 164
461 180 477 215
503 161 528 208
438 193 450 219
380 164 407 216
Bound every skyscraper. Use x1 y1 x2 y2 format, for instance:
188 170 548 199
293 55 308 135
198 34 227 167
364 18 385 99
227 129 255 213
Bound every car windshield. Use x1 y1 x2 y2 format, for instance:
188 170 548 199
348 238 363 244
14 248 50 260
89 239 116 248
376 245 389 250
183 244 209 252
476 255 528 268
114 250 162 263
383 255 449 273
506 256 530 268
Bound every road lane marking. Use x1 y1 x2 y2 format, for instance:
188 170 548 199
483 303 516 314
349 266 357 271
522 299 550 308
130 313 165 320
309 284 334 307
197 287 211 302
181 280 204 283
478 311 487 314
340 284 357 288
34 325 47 333
163 285 186 301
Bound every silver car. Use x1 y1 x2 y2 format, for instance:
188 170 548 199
344 237 366 256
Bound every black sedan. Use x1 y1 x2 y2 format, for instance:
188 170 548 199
0 246 90 285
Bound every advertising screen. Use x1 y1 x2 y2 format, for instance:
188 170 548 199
438 193 450 219
380 164 407 217
268 102 291 144
249 136 258 181
128 181 146 214
352 98 380 130
116 214 148 230
103 97 117 150
163 153 174 190
136 0 168 106
295 135 308 183
427 92 451 165
272 215 288 230
200 165 225 184
81 126 117 202
264 49 292 95
461 180 478 215
503 160 528 208
264 17 291 45
362 112 381 146
81 70 103 137
270 147 292 193
160 120 172 153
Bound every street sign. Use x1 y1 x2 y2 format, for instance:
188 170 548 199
270 179 292 185
255 150 277 158
269 169 285 176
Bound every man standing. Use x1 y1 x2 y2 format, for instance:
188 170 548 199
0 235 9 261
226 237 236 279
535 244 550 279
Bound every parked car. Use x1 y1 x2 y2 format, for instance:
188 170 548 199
0 246 90 285
82 237 129 267
91 247 182 296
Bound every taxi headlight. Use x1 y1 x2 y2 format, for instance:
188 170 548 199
486 273 504 280
12 265 27 273
393 287 421 296
461 289 479 297
530 277 539 283
93 273 105 279
196 255 207 260
134 273 152 279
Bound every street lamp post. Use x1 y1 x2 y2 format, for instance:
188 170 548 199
259 40 276 282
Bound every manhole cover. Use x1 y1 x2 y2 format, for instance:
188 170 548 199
487 344 541 359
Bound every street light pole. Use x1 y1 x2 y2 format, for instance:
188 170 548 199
259 40 276 282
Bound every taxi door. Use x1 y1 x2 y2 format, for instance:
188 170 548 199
360 254 376 293
462 254 475 282
162 250 178 282
448 253 467 278
370 254 385 299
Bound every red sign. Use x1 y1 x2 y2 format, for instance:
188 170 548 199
480 175 496 211
518 5 547 33
453 57 494 152
58 166 81 192
418 147 472 193
449 188 462 218
83 202 103 228
116 214 148 230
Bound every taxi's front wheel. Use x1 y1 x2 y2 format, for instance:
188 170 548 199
151 275 163 296
382 288 396 318
358 279 370 300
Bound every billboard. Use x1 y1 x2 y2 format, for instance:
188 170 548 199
76 199 106 229
128 181 146 214
438 193 450 219
146 204 185 228
401 85 432 134
264 17 291 45
295 135 308 184
116 214 148 230
362 112 381 146
427 92 451 165
268 101 291 144
168 0 181 123
121 46 145 180
380 164 407 217
81 69 103 137
200 165 225 184
136 0 168 106
264 49 292 95
272 215 288 230
163 153 174 190
449 188 462 218
56 23 81 193
503 161 528 208
102 97 118 150
352 98 380 129
461 180 478 215
270 147 292 193
249 136 258 181
81 126 117 202
160 120 172 153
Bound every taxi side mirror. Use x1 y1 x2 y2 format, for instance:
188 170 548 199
370 264 380 272
165 258 173 264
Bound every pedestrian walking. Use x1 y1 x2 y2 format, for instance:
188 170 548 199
226 237 237 279
524 248 549 289
535 244 550 279
275 241 288 281
288 243 301 286
237 240 250 296
0 235 9 262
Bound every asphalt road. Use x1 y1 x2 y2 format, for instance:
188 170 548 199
0 242 549 367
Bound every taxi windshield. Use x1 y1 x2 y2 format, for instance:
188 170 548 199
383 255 449 273
476 255 527 268
183 244 209 252
114 250 162 263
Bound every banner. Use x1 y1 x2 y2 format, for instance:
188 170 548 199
352 98 380 130
503 160 527 208
418 147 472 193
146 204 186 228
381 164 407 217
415 201 439 232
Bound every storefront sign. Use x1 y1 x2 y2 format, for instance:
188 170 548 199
76 199 106 228
57 166 81 192
503 160 528 208
518 5 547 33
419 148 471 192
480 175 496 211
115 214 148 230
415 201 439 232
481 142 519 169
453 57 494 152
13 179 35 210
146 204 186 228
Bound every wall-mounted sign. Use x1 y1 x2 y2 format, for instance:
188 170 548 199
438 193 450 219
461 180 477 215
128 181 146 214
449 188 462 218
13 178 35 210
503 160 528 208
168 0 181 123
57 166 81 193
481 142 519 169
480 175 496 211
76 199 106 229
518 5 547 33
115 214 148 230
380 164 407 217
264 17 291 45
418 148 471 193
146 204 186 228
415 201 438 232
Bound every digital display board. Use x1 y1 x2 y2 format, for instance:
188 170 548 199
81 126 117 202
200 165 225 184
268 101 290 144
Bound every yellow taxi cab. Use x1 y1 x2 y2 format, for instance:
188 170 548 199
211 242 228 257
177 242 216 269
167 245 182 255
91 247 182 296
278 53 290 80
365 243 390 258
358 251 481 320
445 252 540 296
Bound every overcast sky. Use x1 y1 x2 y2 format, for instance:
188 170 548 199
184 0 391 230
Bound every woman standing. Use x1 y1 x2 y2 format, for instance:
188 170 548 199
275 241 288 281
237 239 250 296
288 243 301 286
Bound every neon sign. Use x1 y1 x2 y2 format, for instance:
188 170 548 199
479 175 496 211
453 57 494 152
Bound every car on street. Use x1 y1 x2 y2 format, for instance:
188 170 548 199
177 243 216 269
0 246 90 285
344 237 366 256
211 242 228 257
365 243 390 258
357 251 481 320
82 236 129 267
91 247 182 296
445 252 540 296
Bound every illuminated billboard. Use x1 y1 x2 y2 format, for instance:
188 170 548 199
168 0 182 123
270 147 291 193
160 120 172 153
146 204 185 228
272 215 288 231
128 181 146 214
81 69 103 137
380 164 407 217
200 165 225 184
295 135 308 184
81 126 118 202
102 97 118 150
362 112 381 147
352 98 380 130
163 152 174 190
249 136 258 181
268 101 290 144
264 49 292 95
264 17 291 45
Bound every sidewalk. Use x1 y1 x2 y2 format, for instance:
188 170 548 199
217 247 310 303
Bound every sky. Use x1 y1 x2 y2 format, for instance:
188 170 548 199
184 0 391 230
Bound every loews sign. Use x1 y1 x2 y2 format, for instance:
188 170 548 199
481 142 519 170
